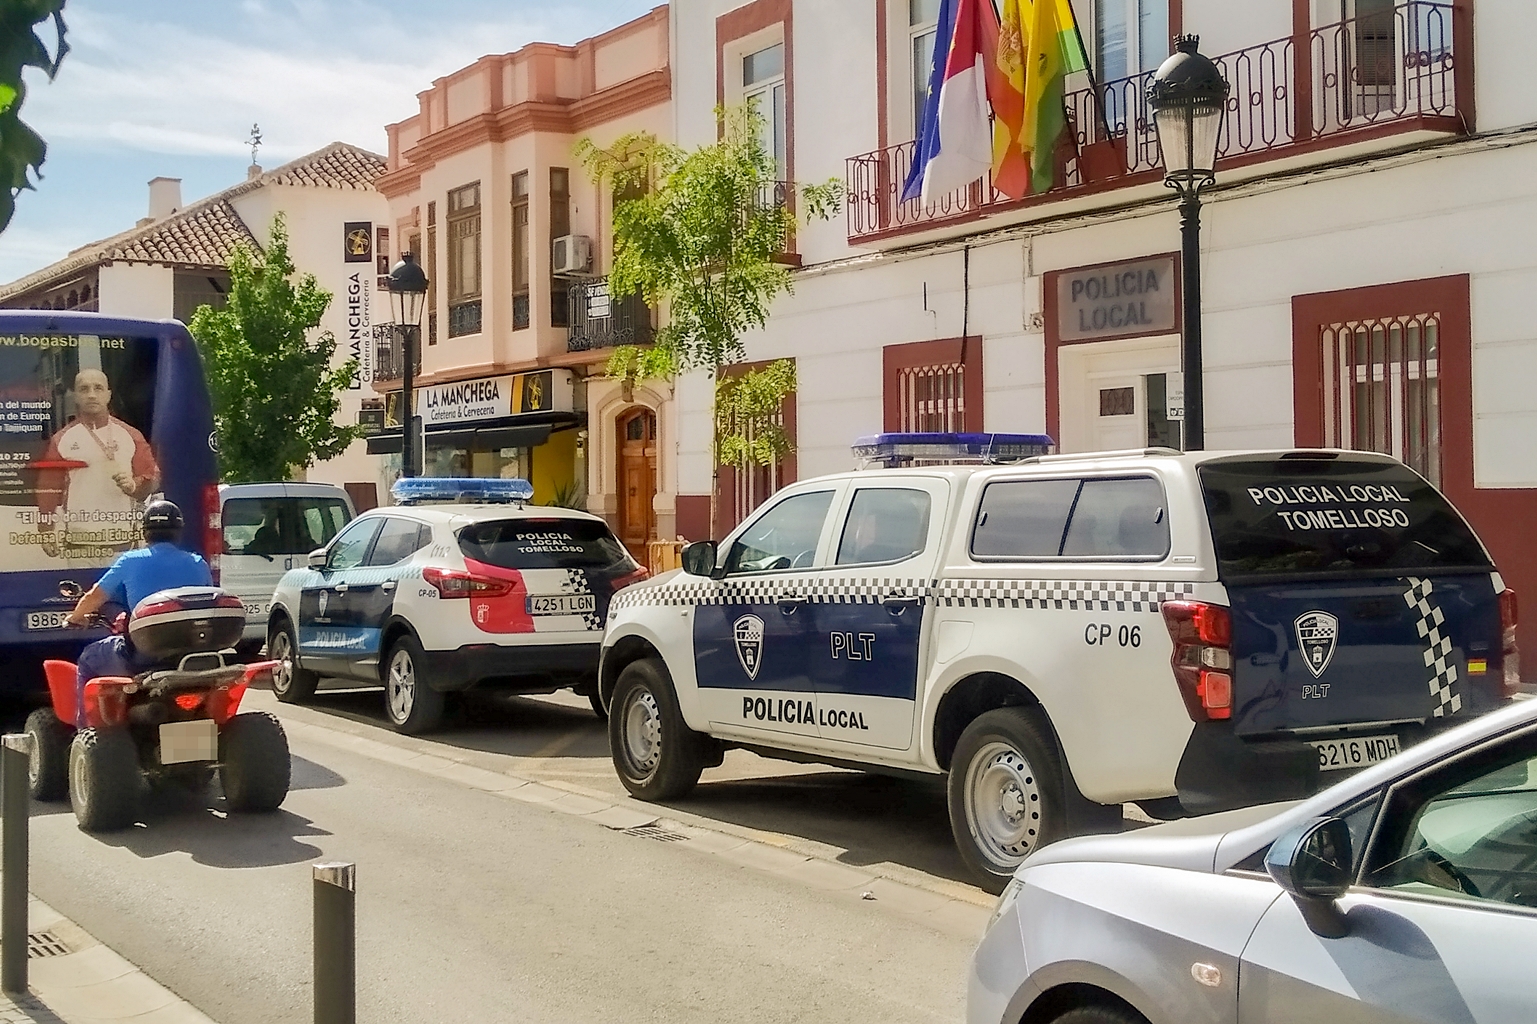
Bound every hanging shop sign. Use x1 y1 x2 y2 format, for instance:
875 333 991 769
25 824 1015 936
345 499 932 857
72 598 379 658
1055 254 1179 344
415 369 575 428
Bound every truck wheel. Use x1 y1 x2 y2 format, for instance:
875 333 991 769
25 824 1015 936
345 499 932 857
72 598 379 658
68 729 142 833
384 634 444 735
269 618 319 704
609 659 705 801
220 712 291 813
588 692 607 721
24 708 72 802
948 707 1068 893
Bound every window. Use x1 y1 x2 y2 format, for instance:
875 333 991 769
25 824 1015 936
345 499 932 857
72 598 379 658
447 182 481 337
1090 0 1169 82
884 338 982 433
743 42 786 180
512 171 530 331
426 201 438 345
459 519 635 571
224 496 351 556
909 0 940 139
971 476 1168 559
1099 386 1136 417
365 518 428 567
1197 457 1491 580
550 167 570 328
1365 730 1537 909
1322 314 1442 488
326 518 382 571
725 490 835 574
837 488 931 565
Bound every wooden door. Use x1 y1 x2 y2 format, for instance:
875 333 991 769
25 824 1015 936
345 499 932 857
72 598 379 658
617 409 657 556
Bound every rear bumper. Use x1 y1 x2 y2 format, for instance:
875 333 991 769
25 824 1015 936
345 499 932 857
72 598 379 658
418 642 600 693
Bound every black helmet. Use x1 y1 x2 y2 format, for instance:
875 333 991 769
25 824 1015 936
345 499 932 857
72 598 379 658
143 500 184 540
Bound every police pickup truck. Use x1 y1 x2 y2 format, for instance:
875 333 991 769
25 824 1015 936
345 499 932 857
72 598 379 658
598 435 1519 890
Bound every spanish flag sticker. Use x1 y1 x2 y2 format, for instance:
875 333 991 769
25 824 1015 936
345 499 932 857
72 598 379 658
1468 658 1488 675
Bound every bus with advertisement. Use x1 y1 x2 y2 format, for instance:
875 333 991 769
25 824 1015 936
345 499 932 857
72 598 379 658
0 311 219 687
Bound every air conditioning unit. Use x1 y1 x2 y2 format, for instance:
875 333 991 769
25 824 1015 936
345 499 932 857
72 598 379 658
552 234 592 275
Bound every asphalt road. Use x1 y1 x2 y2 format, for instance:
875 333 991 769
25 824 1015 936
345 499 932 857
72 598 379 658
16 688 979 1024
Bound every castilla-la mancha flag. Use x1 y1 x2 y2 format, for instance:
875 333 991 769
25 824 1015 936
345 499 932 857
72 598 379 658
990 0 1032 200
901 0 1001 206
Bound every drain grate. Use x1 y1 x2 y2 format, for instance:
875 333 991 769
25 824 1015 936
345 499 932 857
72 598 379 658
27 932 69 959
624 824 688 843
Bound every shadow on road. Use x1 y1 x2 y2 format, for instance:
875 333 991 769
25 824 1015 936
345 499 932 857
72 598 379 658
290 754 345 791
90 796 333 868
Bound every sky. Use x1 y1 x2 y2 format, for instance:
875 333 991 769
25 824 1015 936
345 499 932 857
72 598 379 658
0 0 661 284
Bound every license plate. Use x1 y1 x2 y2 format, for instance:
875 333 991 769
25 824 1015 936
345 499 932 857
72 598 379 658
1309 733 1401 772
160 719 219 765
243 601 270 617
24 611 71 631
526 594 596 616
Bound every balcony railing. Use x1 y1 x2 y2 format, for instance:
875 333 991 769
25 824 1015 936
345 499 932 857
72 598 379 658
371 323 419 383
448 299 482 337
847 2 1465 243
566 279 652 353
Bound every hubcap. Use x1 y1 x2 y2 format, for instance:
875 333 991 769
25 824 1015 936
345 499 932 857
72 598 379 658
271 630 294 693
964 741 1043 869
27 733 39 788
620 687 663 779
70 747 87 811
387 649 416 722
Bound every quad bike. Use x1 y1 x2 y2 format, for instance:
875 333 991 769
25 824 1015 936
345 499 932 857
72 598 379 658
31 587 293 833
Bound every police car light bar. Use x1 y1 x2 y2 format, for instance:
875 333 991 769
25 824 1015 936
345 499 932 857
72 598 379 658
852 432 1056 469
391 477 535 506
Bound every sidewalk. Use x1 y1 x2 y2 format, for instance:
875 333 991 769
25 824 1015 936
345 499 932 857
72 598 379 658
0 895 214 1024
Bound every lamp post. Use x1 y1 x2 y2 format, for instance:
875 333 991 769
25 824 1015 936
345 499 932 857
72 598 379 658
387 252 428 478
1149 35 1229 452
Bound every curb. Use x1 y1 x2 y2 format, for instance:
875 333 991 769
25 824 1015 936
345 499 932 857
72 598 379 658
0 895 215 1024
263 696 996 940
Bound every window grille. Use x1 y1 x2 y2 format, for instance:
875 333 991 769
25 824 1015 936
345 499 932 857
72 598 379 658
896 361 967 432
1322 313 1442 488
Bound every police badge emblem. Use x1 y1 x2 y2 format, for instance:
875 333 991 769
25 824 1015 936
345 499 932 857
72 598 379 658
318 590 329 619
1295 610 1339 678
733 614 765 681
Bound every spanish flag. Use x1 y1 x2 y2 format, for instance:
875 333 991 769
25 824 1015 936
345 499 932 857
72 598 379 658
990 0 1031 200
1020 0 1090 194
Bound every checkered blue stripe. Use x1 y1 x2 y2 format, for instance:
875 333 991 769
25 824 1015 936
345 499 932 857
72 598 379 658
1404 576 1462 717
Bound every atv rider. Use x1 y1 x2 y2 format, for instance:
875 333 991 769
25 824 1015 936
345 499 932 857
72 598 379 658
65 500 213 725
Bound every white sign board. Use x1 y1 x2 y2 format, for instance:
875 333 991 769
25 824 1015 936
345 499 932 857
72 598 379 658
1165 371 1185 422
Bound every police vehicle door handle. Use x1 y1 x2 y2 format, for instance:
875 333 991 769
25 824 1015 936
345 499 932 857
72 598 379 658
333 583 349 593
381 581 397 592
882 594 920 614
777 594 807 614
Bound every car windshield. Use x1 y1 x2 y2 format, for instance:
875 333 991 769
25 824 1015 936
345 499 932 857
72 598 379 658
1199 457 1491 581
457 518 634 570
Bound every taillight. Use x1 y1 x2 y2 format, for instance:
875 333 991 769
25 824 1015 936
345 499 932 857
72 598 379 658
1162 600 1234 721
174 692 204 711
422 566 512 599
1500 589 1519 698
82 677 131 728
203 483 222 584
612 566 650 591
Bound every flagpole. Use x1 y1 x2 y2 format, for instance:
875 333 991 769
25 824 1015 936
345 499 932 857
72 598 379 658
1063 0 1115 145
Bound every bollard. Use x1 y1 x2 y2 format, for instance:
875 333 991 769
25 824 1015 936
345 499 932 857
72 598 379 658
313 861 355 1024
1 733 32 995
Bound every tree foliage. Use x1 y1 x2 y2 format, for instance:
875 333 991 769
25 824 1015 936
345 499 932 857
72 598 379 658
0 0 68 234
189 214 362 482
576 106 840 535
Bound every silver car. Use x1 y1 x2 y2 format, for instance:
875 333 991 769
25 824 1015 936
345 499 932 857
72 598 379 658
969 696 1537 1024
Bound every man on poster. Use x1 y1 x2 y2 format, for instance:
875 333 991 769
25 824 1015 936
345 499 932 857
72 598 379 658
35 368 160 558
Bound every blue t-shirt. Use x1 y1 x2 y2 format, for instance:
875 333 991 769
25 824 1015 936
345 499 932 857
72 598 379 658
96 543 213 612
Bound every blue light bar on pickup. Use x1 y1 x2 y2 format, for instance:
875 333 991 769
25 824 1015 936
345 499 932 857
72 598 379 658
391 477 535 505
852 432 1056 469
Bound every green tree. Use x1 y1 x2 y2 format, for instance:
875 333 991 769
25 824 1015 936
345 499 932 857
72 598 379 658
0 0 68 233
576 105 840 536
189 214 362 482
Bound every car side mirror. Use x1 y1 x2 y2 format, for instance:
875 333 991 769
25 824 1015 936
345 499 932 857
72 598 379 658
1266 816 1353 938
308 548 328 570
681 540 723 579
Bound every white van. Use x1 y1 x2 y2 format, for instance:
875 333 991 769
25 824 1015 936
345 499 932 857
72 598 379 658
220 483 356 651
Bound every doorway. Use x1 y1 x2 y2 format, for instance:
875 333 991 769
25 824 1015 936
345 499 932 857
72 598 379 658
1058 335 1182 453
616 408 658 557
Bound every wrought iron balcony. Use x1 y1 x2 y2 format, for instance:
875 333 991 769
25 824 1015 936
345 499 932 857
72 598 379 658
371 323 419 383
448 299 482 337
846 1 1466 243
566 279 653 353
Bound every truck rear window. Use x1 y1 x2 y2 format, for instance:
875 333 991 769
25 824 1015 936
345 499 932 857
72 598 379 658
458 519 634 570
1199 457 1491 580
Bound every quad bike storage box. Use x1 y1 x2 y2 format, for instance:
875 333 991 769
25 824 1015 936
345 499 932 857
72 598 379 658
128 587 246 660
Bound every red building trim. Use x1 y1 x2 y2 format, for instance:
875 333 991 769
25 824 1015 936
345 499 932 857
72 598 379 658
716 0 796 188
1293 274 1536 673
882 336 984 432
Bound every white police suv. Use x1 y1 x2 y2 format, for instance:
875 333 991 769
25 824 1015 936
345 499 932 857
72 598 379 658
268 478 647 734
598 434 1519 890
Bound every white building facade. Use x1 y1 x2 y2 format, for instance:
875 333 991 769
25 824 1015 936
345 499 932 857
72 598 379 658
669 0 1537 669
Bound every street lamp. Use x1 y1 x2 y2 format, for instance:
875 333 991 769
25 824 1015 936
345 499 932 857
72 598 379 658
387 252 428 478
1149 35 1229 451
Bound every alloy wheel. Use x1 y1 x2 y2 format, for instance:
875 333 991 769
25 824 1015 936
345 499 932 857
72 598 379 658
963 740 1043 869
387 649 416 723
270 630 294 694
